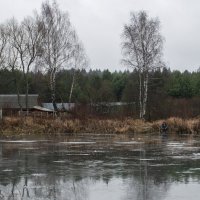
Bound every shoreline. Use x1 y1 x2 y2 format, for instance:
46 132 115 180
1 116 200 137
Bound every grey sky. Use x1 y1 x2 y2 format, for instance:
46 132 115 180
0 0 200 72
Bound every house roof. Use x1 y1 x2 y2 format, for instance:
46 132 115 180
42 103 75 111
0 94 38 109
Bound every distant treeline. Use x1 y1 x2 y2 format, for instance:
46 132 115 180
0 67 200 119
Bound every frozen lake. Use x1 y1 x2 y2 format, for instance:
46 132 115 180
0 133 200 199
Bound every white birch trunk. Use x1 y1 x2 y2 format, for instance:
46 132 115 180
139 71 143 119
50 68 56 110
142 72 149 118
69 68 76 103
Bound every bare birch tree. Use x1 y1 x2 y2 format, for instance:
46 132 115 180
8 16 44 113
69 33 89 103
122 11 164 119
40 1 74 110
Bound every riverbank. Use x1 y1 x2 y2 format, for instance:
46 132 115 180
0 116 200 136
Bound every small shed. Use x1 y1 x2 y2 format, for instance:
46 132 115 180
0 94 39 110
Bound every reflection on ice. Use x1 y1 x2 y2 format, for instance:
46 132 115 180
65 153 90 156
193 153 200 156
149 164 182 167
0 134 200 200
0 140 37 143
53 160 67 163
31 173 46 177
189 168 200 171
114 141 144 144
60 142 96 144
2 169 13 172
171 155 191 159
177 171 193 174
167 142 185 147
131 149 143 152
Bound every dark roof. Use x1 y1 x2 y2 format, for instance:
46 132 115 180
0 94 38 109
42 103 75 111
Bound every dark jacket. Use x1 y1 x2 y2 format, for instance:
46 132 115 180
160 122 168 132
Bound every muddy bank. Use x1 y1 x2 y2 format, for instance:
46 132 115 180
0 116 200 136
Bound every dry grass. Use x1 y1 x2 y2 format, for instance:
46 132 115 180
153 117 200 134
1 116 200 136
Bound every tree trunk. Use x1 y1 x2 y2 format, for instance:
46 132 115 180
139 71 143 119
142 72 149 119
138 70 149 119
12 68 22 111
50 68 57 111
16 87 22 112
25 76 29 115
0 109 2 120
69 68 76 103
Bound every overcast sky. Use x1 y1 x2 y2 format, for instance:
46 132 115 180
0 0 200 72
